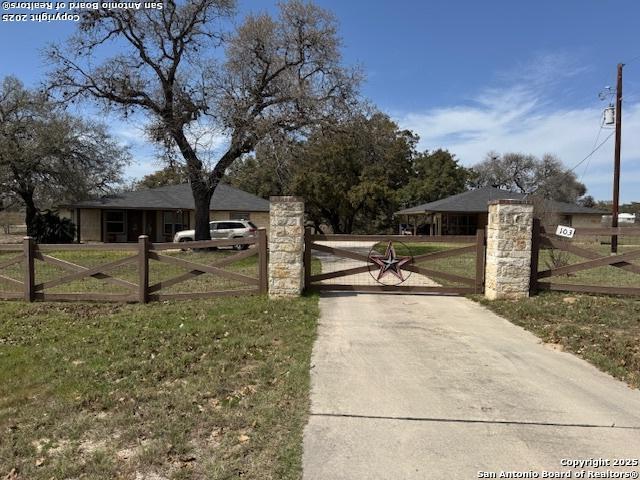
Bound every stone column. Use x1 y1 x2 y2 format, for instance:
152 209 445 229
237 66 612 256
268 196 305 298
485 199 534 300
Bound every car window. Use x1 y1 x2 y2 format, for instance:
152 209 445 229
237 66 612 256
209 222 218 230
248 221 258 229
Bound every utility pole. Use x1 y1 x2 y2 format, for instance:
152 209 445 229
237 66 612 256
611 63 623 254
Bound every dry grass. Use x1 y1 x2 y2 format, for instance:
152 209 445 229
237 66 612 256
537 242 640 288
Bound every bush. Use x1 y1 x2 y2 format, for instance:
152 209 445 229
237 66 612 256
544 247 571 273
31 210 76 243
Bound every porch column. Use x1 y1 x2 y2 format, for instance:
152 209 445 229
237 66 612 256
76 208 81 243
485 199 534 300
268 196 305 298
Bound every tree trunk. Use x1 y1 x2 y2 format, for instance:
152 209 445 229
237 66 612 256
19 189 38 237
171 129 213 240
329 215 342 234
172 128 248 241
191 179 214 241
345 215 355 234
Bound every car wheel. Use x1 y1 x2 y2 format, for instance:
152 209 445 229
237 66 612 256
179 238 192 251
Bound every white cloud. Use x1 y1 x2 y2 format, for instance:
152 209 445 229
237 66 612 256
394 54 640 202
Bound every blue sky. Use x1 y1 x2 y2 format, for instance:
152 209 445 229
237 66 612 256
1 0 639 202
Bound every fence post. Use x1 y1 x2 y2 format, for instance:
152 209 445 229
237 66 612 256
485 199 534 300
304 228 311 290
257 228 268 294
530 217 541 295
23 236 35 302
475 228 485 294
268 196 305 298
138 235 149 303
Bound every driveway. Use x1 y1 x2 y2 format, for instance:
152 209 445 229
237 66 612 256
303 293 640 479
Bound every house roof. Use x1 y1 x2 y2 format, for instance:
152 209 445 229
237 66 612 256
67 183 270 212
395 187 606 216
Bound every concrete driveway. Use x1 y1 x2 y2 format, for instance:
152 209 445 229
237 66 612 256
303 293 640 479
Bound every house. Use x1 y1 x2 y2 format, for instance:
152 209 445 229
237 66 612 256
63 183 270 243
395 186 606 235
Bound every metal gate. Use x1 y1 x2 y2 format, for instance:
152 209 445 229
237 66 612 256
304 230 485 295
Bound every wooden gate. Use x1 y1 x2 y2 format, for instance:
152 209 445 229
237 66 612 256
532 222 640 296
304 230 485 295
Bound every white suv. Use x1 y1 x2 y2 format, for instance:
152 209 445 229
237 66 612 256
173 220 258 249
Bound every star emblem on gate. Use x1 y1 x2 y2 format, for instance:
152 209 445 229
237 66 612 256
368 241 412 282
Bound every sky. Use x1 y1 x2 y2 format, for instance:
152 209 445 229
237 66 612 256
1 0 639 202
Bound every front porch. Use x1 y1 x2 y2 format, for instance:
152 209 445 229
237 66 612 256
398 212 487 236
74 208 190 243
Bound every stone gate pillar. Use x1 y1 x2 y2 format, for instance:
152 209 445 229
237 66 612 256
268 196 305 298
485 199 534 300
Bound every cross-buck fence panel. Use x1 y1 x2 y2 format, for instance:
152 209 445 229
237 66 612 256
304 231 485 295
532 223 640 296
0 230 267 303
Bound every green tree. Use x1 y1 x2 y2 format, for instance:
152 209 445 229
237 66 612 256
228 113 472 233
397 149 470 209
578 195 596 208
621 202 640 216
135 164 189 190
289 113 415 233
0 76 129 235
226 137 299 198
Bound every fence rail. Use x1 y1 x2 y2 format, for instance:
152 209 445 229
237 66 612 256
532 226 640 296
0 230 267 303
310 233 478 243
305 230 485 295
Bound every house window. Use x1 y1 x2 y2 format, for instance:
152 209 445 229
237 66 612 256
163 211 189 238
230 212 251 220
105 210 125 234
442 214 478 235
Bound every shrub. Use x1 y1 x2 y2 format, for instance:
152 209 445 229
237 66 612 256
31 210 76 243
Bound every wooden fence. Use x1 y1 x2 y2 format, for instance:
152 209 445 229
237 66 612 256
532 224 640 296
0 230 267 303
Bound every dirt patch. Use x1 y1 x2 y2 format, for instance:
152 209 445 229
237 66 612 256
544 342 565 352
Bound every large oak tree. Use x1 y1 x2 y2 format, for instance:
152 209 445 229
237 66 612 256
228 113 471 234
471 152 587 203
49 0 359 240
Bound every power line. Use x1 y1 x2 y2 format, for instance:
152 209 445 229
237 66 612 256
624 53 640 66
580 105 613 182
580 124 602 182
568 130 614 174
522 131 614 200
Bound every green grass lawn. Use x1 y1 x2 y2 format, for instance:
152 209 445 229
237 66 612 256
476 292 640 388
0 294 319 479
